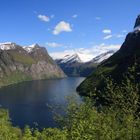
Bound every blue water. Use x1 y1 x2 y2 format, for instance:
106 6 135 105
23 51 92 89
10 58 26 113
0 77 84 129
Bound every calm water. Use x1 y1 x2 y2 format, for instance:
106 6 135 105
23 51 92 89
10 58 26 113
0 77 84 129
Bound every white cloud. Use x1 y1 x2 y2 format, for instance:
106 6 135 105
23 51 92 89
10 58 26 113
90 44 120 55
103 35 113 40
102 29 112 34
72 14 78 18
50 44 121 62
38 14 50 22
53 21 72 35
115 34 125 38
95 17 101 20
103 33 126 40
46 42 62 48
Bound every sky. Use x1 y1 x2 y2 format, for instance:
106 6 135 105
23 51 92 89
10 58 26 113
0 0 140 60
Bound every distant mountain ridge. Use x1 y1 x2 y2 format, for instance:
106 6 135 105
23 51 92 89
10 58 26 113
0 42 66 87
55 51 115 77
90 50 116 64
57 53 82 64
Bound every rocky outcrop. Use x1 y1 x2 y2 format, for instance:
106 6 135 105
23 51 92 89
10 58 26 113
29 61 65 79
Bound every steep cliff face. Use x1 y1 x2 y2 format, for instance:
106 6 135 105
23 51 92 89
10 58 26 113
77 15 140 96
0 43 66 87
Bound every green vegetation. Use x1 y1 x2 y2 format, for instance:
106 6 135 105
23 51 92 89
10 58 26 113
0 44 66 87
0 65 140 139
0 72 32 87
10 52 36 66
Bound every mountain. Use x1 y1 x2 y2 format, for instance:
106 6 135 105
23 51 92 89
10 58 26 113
90 50 116 64
55 53 96 77
134 15 140 29
55 51 115 77
0 43 66 87
56 53 82 64
77 15 140 96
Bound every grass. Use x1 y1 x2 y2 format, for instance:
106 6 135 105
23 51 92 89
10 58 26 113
10 52 36 66
0 72 32 87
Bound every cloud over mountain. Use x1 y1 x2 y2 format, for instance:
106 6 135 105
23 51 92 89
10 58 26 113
50 44 121 62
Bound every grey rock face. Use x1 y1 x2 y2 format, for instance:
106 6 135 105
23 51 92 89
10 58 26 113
0 43 66 87
29 61 65 79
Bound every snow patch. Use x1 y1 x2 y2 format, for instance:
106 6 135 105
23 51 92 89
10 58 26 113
50 44 120 62
60 53 82 63
50 50 93 62
134 25 140 31
0 42 16 50
91 51 115 63
23 44 38 53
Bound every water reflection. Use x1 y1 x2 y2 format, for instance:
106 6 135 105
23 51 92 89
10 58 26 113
0 77 84 129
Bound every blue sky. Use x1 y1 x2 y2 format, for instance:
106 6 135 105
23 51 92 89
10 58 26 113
0 0 140 56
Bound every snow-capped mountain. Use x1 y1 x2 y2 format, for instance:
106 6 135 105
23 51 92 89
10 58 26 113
90 50 116 63
56 53 82 64
55 50 116 77
50 50 93 63
0 42 66 87
0 42 43 53
55 50 115 65
0 42 116 77
23 44 40 53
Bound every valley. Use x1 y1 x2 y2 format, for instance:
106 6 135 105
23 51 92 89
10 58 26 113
0 0 140 139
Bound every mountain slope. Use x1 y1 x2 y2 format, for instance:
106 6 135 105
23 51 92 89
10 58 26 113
77 15 140 96
57 53 82 64
55 51 115 77
55 53 96 77
0 43 66 87
90 50 115 63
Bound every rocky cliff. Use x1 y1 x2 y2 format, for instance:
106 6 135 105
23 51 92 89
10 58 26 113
0 43 66 87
